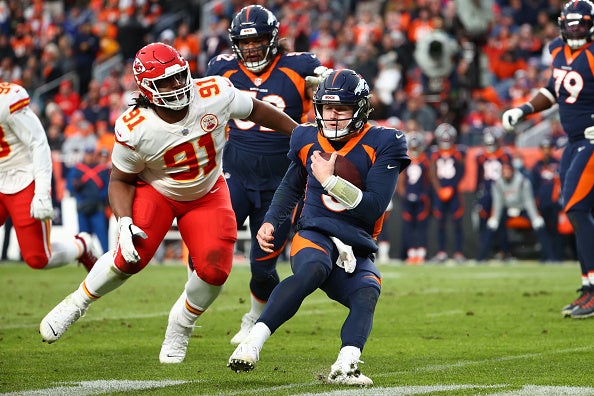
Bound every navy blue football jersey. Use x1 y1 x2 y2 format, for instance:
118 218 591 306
546 37 594 138
206 52 321 154
264 124 410 253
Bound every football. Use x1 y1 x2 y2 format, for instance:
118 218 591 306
319 152 365 189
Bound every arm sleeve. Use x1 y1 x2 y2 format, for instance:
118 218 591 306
8 108 52 194
229 88 254 120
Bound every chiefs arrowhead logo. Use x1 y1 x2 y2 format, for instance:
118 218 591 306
200 114 219 132
133 58 146 75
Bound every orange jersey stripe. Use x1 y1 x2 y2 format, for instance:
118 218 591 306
564 153 594 211
290 232 328 257
9 97 29 113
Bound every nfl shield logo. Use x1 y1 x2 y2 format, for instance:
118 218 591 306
254 78 262 87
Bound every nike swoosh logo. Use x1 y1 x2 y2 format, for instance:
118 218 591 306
387 165 398 169
48 323 58 337
210 188 220 194
395 133 404 139
578 146 586 152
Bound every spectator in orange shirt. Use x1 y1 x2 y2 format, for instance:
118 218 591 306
174 22 201 76
53 79 81 122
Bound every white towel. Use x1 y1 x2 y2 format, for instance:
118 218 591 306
330 237 356 273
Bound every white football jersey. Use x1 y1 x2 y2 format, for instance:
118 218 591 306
0 82 52 194
112 75 253 201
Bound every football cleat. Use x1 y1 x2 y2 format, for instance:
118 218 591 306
327 346 373 387
570 290 594 319
40 293 87 343
75 232 99 272
430 251 448 263
159 293 195 363
561 287 592 317
230 312 258 345
228 343 260 372
159 320 194 363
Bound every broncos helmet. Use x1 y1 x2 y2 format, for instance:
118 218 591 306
434 123 457 149
407 132 424 156
313 69 372 140
133 42 194 110
229 5 279 73
558 0 594 49
483 126 503 153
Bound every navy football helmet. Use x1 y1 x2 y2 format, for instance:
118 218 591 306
558 0 594 49
229 5 279 73
313 69 372 140
434 123 457 149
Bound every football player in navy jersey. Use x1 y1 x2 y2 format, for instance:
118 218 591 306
475 127 513 261
428 123 466 263
206 5 325 344
397 132 432 265
227 69 410 386
502 0 594 318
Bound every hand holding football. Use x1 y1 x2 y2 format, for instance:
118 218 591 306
318 151 364 189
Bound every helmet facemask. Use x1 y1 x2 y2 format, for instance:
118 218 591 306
140 66 194 110
314 101 368 140
313 69 371 141
559 1 594 50
232 33 278 73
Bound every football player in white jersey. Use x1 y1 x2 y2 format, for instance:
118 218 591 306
39 42 298 364
0 82 98 270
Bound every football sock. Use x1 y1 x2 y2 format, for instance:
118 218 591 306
45 239 80 268
185 272 222 315
244 322 271 349
77 254 130 303
248 293 266 318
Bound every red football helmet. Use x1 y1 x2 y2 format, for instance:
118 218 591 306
132 43 194 110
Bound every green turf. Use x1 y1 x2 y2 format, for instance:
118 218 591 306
1 260 593 395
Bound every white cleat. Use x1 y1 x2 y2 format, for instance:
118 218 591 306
326 346 373 387
230 313 257 345
40 294 87 343
159 320 194 364
227 343 260 372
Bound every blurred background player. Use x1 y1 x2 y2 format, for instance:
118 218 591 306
397 132 431 265
0 82 97 271
206 5 324 345
529 138 563 262
474 127 513 261
501 0 594 317
478 162 554 262
67 147 111 254
428 123 466 263
228 69 410 386
39 43 298 364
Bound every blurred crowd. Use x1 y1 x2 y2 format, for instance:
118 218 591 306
1 0 571 261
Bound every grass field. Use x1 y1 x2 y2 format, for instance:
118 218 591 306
1 259 594 396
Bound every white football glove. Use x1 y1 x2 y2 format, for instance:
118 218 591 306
117 216 147 264
305 66 333 88
531 216 545 230
30 193 54 220
501 108 525 132
585 126 594 144
487 217 499 231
